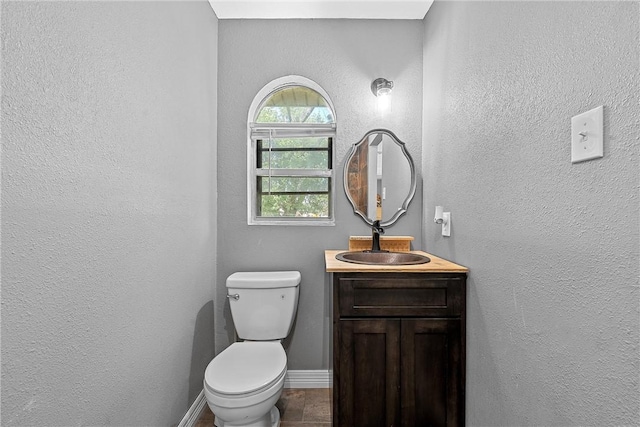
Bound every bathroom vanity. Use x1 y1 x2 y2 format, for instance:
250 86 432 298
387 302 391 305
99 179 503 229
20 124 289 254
326 250 468 427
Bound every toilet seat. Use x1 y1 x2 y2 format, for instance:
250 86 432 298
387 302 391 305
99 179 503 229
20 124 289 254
204 341 287 397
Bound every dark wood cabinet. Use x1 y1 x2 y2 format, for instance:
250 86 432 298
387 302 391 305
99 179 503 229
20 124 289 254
332 272 466 427
400 318 463 426
337 318 401 426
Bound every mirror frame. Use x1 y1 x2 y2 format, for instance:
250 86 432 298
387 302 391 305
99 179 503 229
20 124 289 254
343 129 416 227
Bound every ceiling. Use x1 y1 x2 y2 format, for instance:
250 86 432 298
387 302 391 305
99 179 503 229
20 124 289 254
208 0 434 20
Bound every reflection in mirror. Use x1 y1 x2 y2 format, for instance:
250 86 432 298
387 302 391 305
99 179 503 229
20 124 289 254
344 129 416 227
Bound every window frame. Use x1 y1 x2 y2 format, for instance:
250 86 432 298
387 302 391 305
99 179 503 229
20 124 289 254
247 76 336 226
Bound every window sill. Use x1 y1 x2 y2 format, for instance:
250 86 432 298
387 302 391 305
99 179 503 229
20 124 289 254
248 218 335 226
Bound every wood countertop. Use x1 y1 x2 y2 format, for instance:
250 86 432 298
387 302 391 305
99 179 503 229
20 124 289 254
325 250 469 273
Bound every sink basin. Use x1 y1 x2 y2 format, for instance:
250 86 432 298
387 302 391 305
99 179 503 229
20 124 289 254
335 251 431 265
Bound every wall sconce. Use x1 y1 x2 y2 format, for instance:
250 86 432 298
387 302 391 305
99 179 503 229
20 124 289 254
434 206 451 237
371 78 393 96
371 77 393 115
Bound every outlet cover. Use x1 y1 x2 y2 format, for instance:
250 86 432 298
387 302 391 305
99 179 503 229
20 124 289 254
571 106 603 163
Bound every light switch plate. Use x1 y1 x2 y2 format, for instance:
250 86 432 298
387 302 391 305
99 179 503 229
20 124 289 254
571 106 603 163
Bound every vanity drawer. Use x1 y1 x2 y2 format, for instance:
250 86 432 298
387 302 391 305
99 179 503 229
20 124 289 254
336 273 465 318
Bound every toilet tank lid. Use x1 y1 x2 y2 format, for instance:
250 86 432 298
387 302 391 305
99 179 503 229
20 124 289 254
226 271 301 289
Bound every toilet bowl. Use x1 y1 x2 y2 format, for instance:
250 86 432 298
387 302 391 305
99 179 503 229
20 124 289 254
204 342 287 427
203 271 300 427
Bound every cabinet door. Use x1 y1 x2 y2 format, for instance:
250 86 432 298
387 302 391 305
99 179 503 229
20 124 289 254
401 319 463 427
336 319 400 427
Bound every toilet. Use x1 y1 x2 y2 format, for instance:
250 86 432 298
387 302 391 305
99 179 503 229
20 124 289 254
204 271 301 427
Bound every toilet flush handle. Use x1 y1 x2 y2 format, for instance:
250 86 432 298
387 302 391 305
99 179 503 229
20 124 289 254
226 293 240 300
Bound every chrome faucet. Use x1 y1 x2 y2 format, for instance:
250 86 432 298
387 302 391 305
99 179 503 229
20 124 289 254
371 220 385 252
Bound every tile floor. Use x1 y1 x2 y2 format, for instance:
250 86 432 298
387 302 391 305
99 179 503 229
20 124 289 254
195 388 331 427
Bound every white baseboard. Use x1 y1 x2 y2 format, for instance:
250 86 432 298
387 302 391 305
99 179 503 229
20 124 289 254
179 370 331 427
284 369 332 389
178 390 207 427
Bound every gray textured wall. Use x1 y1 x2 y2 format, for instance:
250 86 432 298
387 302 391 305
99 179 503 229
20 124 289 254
217 19 424 369
1 2 218 426
422 1 639 425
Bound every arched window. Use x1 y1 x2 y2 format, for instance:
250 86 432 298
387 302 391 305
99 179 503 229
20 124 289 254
247 76 336 225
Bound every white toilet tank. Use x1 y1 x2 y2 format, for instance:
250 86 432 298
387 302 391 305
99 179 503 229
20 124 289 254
226 271 301 341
